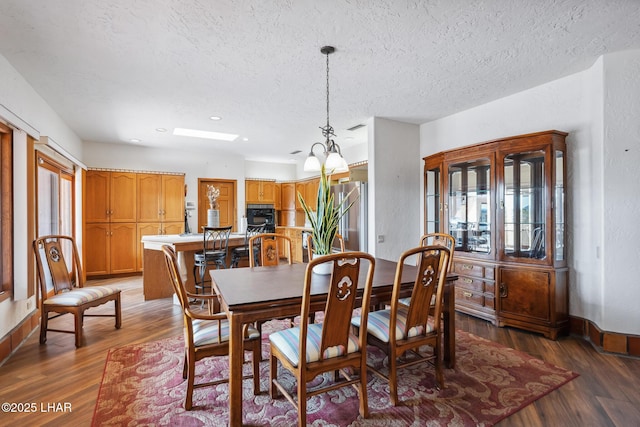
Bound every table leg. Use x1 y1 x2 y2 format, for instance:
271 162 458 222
443 282 455 368
228 311 243 426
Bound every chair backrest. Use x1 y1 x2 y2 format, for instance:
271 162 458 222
391 245 451 341
244 223 266 245
33 235 83 299
419 232 455 271
203 225 232 252
161 245 190 310
248 233 292 267
300 252 375 362
306 233 345 260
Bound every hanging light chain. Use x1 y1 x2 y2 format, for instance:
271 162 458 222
320 46 335 141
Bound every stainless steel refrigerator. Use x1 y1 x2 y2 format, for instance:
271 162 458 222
331 181 368 252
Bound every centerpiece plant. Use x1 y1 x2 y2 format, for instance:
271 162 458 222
298 164 357 256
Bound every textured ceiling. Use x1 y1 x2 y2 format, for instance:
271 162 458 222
0 0 639 164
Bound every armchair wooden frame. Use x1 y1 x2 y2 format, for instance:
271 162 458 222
33 235 121 348
269 252 376 427
419 232 455 270
354 245 450 406
162 245 261 410
248 232 293 267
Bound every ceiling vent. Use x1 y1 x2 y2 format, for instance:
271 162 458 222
347 124 365 132
290 150 302 155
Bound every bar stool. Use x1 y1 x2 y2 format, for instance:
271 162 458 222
230 223 266 268
193 225 232 295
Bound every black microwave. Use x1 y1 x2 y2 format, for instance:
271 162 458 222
246 204 275 232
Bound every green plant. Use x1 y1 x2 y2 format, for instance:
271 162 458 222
298 164 357 255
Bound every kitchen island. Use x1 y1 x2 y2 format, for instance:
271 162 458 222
141 233 245 300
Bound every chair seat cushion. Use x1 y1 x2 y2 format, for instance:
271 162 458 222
399 294 435 307
269 323 360 367
44 286 119 307
194 250 227 263
192 318 260 346
352 306 433 343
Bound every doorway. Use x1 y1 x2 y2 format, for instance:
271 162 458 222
197 179 237 232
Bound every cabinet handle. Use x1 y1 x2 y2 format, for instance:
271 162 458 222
463 278 473 284
499 283 508 297
463 291 473 298
462 264 473 270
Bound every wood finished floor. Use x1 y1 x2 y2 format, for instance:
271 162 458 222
1 275 639 426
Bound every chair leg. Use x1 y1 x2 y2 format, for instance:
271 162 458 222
389 353 399 406
185 352 196 410
269 354 278 398
74 310 84 348
114 294 122 329
297 372 307 427
39 311 48 344
359 355 369 418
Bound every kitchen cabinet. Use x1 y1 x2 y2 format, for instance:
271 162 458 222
281 183 296 210
85 169 183 277
274 183 282 210
85 170 137 223
246 179 276 204
423 130 568 339
85 222 137 276
137 173 185 223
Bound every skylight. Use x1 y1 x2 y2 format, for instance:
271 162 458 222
173 128 238 141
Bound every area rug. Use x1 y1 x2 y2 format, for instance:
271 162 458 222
92 321 578 426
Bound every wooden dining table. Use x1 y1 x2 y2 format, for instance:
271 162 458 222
211 258 457 426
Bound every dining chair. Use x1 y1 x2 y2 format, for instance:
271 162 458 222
248 232 292 267
249 232 293 340
193 225 232 295
305 233 345 261
230 222 266 268
33 235 122 348
351 245 451 406
162 245 261 410
397 232 456 307
269 252 376 427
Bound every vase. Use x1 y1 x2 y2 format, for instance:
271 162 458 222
311 253 333 275
207 209 220 227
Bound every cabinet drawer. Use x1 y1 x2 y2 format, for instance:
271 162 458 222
455 276 485 293
455 288 484 307
485 267 495 280
484 281 495 294
454 262 484 278
484 295 495 310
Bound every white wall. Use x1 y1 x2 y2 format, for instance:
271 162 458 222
420 50 640 335
245 160 297 181
369 117 420 260
601 51 640 333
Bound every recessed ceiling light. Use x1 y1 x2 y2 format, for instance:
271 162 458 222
130 138 141 143
156 128 167 132
210 116 222 121
242 137 249 142
173 127 238 141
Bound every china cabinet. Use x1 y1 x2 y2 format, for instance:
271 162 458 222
424 130 568 339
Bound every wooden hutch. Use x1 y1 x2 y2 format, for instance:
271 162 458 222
424 130 569 339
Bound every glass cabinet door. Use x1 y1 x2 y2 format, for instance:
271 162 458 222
447 158 491 254
554 150 565 262
425 166 441 234
503 150 546 260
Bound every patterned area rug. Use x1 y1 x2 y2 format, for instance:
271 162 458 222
92 321 578 426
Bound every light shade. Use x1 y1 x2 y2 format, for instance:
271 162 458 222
325 151 344 171
303 154 322 172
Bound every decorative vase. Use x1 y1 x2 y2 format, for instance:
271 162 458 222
312 253 333 275
207 209 220 227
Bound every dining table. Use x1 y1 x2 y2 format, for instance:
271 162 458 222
211 257 457 426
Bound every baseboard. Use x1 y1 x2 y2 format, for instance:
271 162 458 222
0 310 39 367
570 315 640 357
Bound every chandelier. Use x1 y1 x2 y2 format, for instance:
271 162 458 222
303 46 349 173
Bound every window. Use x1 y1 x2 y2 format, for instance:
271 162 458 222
36 152 75 238
0 123 13 301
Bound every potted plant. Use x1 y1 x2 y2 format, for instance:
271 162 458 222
298 164 357 273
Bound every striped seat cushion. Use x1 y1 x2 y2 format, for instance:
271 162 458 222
269 323 360 367
192 319 260 346
352 306 433 343
44 286 119 307
399 294 436 307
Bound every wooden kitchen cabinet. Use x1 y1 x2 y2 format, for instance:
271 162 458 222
423 130 569 339
280 182 296 210
246 179 276 204
137 173 185 222
85 222 137 276
85 170 137 223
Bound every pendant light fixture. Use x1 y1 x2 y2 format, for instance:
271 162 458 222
303 46 349 173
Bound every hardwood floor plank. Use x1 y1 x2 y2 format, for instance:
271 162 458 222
1 275 639 426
